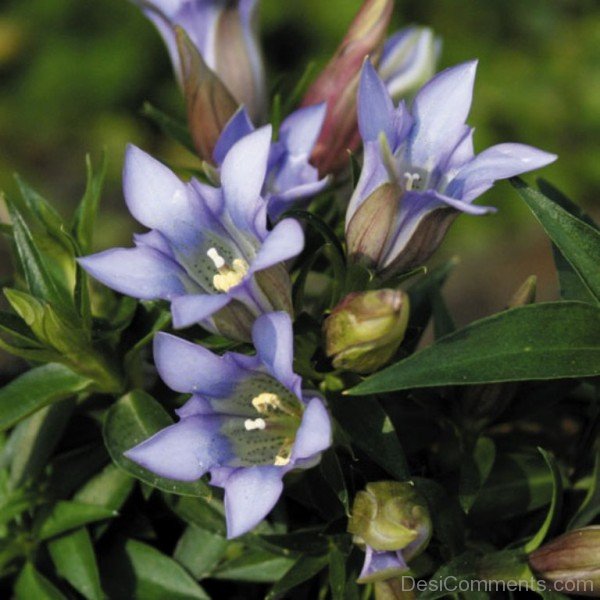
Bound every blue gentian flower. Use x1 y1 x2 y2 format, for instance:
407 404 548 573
124 312 332 538
80 127 303 340
135 0 266 120
346 60 557 275
214 105 330 219
358 548 409 583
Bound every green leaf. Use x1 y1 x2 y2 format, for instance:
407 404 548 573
328 544 347 600
0 363 90 431
470 451 561 522
14 563 66 600
103 391 211 497
459 437 496 513
513 178 600 303
330 395 410 481
101 538 209 600
523 449 562 553
568 450 600 529
141 102 195 153
266 554 329 600
72 153 107 255
213 549 295 582
36 501 116 541
7 400 75 488
350 302 600 394
538 179 598 304
74 463 134 512
173 526 228 580
48 528 103 600
319 449 349 513
6 202 73 313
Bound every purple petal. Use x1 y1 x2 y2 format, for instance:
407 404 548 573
280 104 327 156
358 60 396 144
213 107 255 165
409 61 478 167
154 332 242 395
293 398 332 460
250 219 304 273
252 312 298 389
123 145 199 243
78 247 188 300
171 294 232 329
221 126 272 233
359 547 408 582
223 466 284 538
449 143 557 202
124 416 229 481
175 395 213 418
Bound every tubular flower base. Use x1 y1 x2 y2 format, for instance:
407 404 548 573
124 312 332 538
80 127 304 341
345 60 557 275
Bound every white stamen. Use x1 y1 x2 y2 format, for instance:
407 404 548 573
403 172 421 191
207 247 225 269
244 418 266 431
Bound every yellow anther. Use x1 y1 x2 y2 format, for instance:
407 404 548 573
252 392 283 414
207 247 249 292
274 446 292 466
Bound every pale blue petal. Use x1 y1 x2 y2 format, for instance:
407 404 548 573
213 107 255 165
171 294 232 329
223 466 284 538
293 398 332 460
358 60 396 144
409 61 478 168
221 126 272 232
359 547 408 582
252 312 297 389
448 143 557 202
123 145 199 243
250 219 304 273
280 104 327 156
78 247 188 300
124 416 230 481
154 332 242 395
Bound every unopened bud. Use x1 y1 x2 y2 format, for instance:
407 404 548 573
176 27 239 163
301 0 393 175
378 26 439 103
349 481 432 583
528 527 600 596
325 289 409 374
346 183 400 271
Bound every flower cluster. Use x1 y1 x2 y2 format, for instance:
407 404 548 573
78 0 558 551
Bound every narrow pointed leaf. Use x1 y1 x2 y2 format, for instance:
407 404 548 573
15 563 66 600
37 501 117 541
350 302 600 394
568 450 600 529
513 178 600 303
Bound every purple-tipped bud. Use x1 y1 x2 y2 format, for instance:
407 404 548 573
324 289 409 374
528 527 600 596
349 481 432 583
176 27 239 162
301 0 394 176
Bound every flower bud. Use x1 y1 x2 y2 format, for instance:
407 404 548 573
528 527 600 596
349 482 432 583
176 27 239 162
346 182 401 271
325 289 409 374
301 0 393 175
138 0 267 121
378 26 439 103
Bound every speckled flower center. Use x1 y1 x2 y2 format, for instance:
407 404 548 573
207 247 249 292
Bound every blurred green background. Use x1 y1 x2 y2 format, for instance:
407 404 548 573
0 0 598 328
